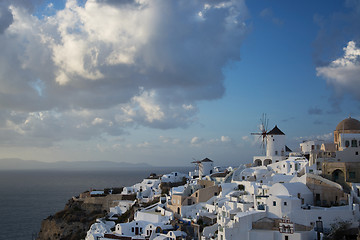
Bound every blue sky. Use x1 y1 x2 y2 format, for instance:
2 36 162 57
0 0 359 167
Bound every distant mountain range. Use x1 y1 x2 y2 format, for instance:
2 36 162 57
0 158 153 170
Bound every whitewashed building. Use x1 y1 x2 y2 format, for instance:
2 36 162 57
161 172 188 183
122 178 161 202
253 125 290 166
135 204 174 223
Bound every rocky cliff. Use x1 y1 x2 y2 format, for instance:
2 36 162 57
37 198 106 240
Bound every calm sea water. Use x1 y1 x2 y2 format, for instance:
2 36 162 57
0 167 191 240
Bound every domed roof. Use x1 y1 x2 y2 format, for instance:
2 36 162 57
336 117 360 131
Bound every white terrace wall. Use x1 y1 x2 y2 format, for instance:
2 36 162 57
249 229 316 240
288 205 360 230
219 211 266 240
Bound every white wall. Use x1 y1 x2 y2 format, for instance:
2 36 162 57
219 211 266 240
267 134 285 157
267 157 308 176
249 229 316 240
115 221 146 236
161 172 188 183
267 196 302 219
201 161 214 177
135 208 173 223
288 205 360 230
300 140 323 154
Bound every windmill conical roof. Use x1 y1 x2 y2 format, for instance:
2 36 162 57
267 125 285 135
201 158 213 162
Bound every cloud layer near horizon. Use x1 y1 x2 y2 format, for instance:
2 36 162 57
0 0 248 146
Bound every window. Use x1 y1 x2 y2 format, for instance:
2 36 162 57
356 152 359 156
352 140 358 147
311 145 315 150
273 201 276 206
345 140 350 148
349 172 356 179
275 151 278 155
285 236 289 240
132 227 134 232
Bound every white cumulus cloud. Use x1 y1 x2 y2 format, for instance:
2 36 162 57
221 136 231 142
0 0 248 146
316 41 360 100
191 136 203 145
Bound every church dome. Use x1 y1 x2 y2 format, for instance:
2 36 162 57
336 117 360 131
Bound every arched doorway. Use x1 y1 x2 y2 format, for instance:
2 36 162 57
263 159 272 166
332 169 345 183
155 226 162 233
254 159 262 166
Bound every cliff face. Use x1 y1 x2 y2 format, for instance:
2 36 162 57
37 198 105 240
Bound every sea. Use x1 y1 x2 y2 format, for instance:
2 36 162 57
0 167 191 240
